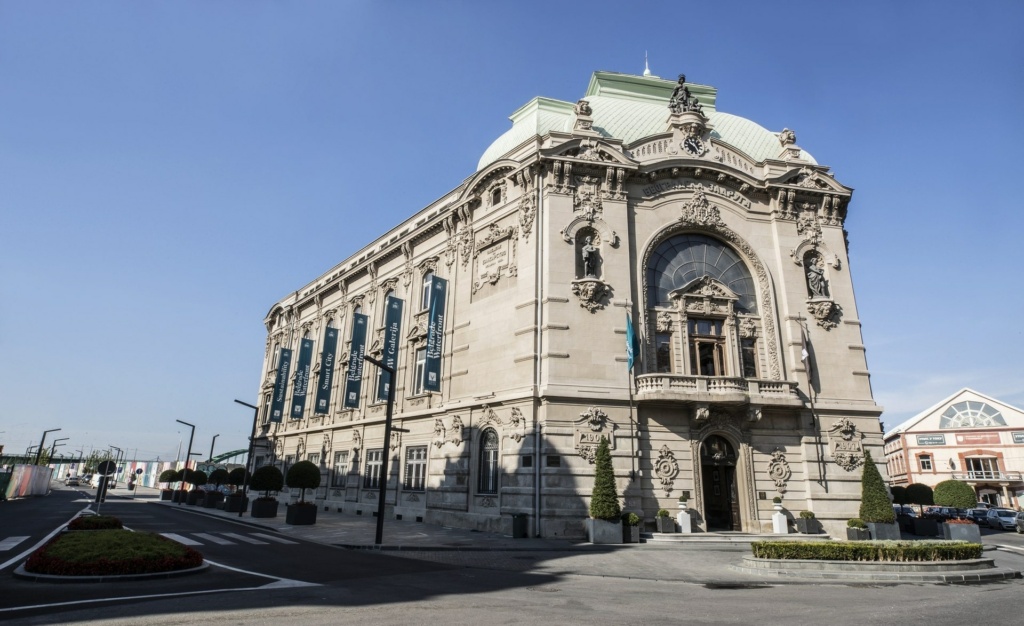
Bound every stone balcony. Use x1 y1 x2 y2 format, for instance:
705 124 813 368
951 471 1023 483
635 374 804 408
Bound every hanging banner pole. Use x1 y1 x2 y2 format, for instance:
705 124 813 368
314 327 338 415
343 314 369 409
378 296 404 402
269 348 293 423
291 338 314 419
423 276 448 393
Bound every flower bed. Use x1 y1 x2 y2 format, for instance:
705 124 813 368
25 529 202 576
67 515 123 531
751 540 982 562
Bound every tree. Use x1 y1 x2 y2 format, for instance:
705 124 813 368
934 479 976 509
859 450 895 524
286 460 322 504
905 483 934 512
890 486 907 506
589 437 621 521
209 468 230 487
228 467 249 491
250 465 284 500
158 469 178 487
184 469 207 490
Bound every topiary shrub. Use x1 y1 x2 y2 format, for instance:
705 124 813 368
208 469 229 488
588 437 621 521
772 496 782 504
800 510 816 519
622 512 641 527
286 461 322 504
890 486 907 506
859 450 895 524
657 509 671 518
251 465 284 500
933 479 976 509
906 483 934 511
182 469 207 489
228 467 249 489
847 518 867 529
158 469 178 486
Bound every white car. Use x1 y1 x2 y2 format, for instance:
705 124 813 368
985 508 1017 531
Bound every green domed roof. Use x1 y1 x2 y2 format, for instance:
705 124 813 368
478 71 814 170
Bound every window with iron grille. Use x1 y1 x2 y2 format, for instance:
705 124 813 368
332 451 349 487
404 446 427 491
478 429 499 494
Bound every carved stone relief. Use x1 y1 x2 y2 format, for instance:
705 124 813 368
654 445 680 496
807 299 841 330
827 417 864 472
571 278 609 313
472 224 518 293
767 448 792 494
573 175 602 220
574 407 616 464
351 429 361 461
679 189 724 228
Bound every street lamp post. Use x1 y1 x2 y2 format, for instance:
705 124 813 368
109 445 123 486
175 420 195 505
209 434 220 462
49 437 69 461
364 355 396 546
35 428 61 465
234 399 259 518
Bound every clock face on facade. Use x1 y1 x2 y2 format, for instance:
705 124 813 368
683 136 704 156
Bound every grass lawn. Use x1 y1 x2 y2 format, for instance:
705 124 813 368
26 528 203 576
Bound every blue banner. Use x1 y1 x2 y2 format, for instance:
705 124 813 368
269 348 293 423
314 327 338 415
626 313 640 372
343 313 369 409
377 296 404 402
290 338 314 419
423 275 448 392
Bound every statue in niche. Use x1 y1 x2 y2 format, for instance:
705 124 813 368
806 253 829 298
580 236 599 278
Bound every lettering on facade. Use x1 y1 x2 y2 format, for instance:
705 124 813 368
474 239 511 293
1013 432 1024 445
955 432 1000 446
640 179 752 209
915 434 946 446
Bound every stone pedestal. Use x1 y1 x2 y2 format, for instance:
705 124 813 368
772 511 789 534
676 509 692 533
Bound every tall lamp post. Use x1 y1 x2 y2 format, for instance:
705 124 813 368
35 428 61 465
49 438 69 474
234 399 259 518
175 420 195 505
109 445 123 485
364 355 397 546
208 434 220 462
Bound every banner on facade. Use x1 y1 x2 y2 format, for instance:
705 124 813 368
269 347 293 422
423 275 448 392
314 327 338 414
377 296 404 402
343 313 369 408
290 338 314 419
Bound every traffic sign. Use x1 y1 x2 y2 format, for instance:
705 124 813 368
97 460 117 476
135 468 143 475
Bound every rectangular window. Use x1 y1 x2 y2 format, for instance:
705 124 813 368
655 332 672 373
688 318 725 376
919 455 932 471
307 453 320 465
413 347 427 395
404 446 427 491
364 449 383 489
740 338 758 378
332 451 349 488
282 455 294 477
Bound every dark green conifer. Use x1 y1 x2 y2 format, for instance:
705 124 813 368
589 437 621 521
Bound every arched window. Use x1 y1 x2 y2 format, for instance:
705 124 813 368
939 401 1006 429
421 271 434 311
647 234 757 313
478 429 499 494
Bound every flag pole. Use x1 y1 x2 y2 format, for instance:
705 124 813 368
625 312 640 481
800 318 826 489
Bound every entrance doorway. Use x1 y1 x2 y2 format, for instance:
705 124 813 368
701 435 740 531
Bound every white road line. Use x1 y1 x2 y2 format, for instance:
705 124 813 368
160 533 203 546
0 507 91 572
251 533 297 544
220 533 268 545
193 533 237 545
0 537 29 552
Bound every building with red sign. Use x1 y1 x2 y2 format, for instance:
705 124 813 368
884 389 1024 508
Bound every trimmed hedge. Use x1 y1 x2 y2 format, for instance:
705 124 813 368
68 515 123 531
750 540 982 562
859 450 895 523
934 479 976 509
890 486 907 505
906 483 934 507
286 460 322 504
26 530 203 576
251 465 284 498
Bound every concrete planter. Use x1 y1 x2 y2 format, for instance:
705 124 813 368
656 516 676 533
224 495 248 512
846 527 871 541
942 522 982 543
587 518 623 544
251 498 279 518
202 492 224 508
622 524 641 543
795 518 822 534
185 490 204 506
913 518 940 537
160 490 173 501
867 522 901 541
286 503 317 525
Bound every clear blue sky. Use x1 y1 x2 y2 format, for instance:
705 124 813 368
2 1 1022 461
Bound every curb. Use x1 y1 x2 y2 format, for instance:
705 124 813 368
12 561 210 584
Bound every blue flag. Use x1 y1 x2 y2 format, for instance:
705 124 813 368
626 313 640 372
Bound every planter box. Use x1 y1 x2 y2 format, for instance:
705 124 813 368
286 503 318 525
867 521 901 541
897 514 916 534
203 492 224 508
160 490 173 501
186 491 204 506
251 499 279 518
942 522 982 543
622 524 641 543
656 516 676 533
913 517 940 537
172 490 187 503
846 527 871 541
587 518 623 544
224 495 248 513
795 518 822 534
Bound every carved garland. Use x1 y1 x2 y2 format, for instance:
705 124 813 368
767 448 792 494
654 445 680 496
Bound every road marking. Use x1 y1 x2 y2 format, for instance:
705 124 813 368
220 533 268 545
251 533 297 544
0 507 92 572
193 533 236 545
0 537 29 552
160 533 202 546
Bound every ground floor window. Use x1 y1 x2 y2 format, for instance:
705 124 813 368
364 449 383 489
404 446 427 491
478 429 499 494
332 451 349 487
307 452 320 465
919 454 932 471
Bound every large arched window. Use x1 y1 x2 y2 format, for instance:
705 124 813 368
478 429 499 494
940 401 1006 429
647 234 757 313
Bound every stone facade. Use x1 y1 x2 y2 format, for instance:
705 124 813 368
251 70 883 538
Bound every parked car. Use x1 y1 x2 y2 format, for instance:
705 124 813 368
64 476 80 487
1015 511 1024 534
80 474 93 487
924 506 967 521
965 508 989 524
892 505 917 517
985 508 1018 531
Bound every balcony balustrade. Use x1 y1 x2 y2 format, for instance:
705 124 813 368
635 374 802 407
951 471 1023 482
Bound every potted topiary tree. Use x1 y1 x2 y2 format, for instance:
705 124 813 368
907 482 938 536
859 450 899 540
587 437 622 544
158 469 177 500
224 467 250 513
655 508 675 533
621 512 641 543
934 479 980 542
846 518 870 541
205 469 229 508
185 470 208 505
171 470 188 503
795 510 821 534
250 465 283 518
285 461 321 525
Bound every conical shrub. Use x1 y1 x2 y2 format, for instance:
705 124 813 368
589 437 621 521
859 450 895 523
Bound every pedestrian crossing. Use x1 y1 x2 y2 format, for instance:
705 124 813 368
0 536 30 552
159 531 298 547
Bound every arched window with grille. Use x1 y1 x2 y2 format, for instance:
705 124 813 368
478 429 499 494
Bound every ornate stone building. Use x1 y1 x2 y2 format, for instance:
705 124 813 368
252 70 883 538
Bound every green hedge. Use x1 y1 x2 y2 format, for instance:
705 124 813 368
67 515 123 531
26 529 203 576
751 540 982 562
